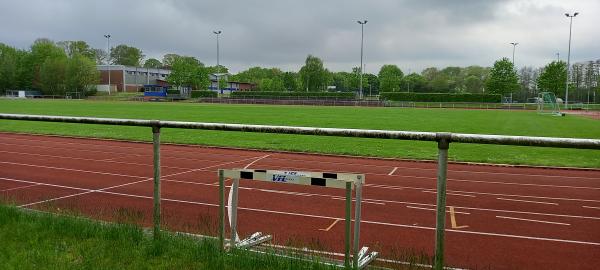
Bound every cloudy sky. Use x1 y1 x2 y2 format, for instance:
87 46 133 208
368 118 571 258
1 0 598 74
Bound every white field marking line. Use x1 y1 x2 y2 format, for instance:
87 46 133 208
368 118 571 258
259 189 315 197
496 197 558 205
388 167 398 176
243 154 271 169
406 206 470 215
582 205 600 210
2 177 598 247
496 215 570 226
0 183 41 192
318 219 341 231
17 156 260 207
4 135 600 181
261 164 600 190
421 190 476 198
0 150 202 171
0 139 259 162
366 183 600 203
156 178 600 221
0 142 240 166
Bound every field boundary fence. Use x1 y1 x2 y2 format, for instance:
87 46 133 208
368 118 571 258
1 113 599 270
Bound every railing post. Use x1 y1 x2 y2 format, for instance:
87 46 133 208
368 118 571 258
353 181 363 269
152 125 161 239
218 169 225 251
344 181 352 268
434 132 451 270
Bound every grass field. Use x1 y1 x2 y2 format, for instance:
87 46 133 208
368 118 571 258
0 99 598 168
0 204 337 270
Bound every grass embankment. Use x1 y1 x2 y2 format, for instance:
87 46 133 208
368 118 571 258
0 99 598 167
0 204 336 269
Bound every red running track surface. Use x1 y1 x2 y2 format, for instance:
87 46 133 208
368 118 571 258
0 133 599 269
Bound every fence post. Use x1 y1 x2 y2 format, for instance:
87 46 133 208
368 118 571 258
344 181 352 268
152 125 161 239
434 132 451 270
218 169 225 251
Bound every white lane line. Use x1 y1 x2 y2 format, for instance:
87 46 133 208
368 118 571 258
17 156 259 207
496 215 570 226
329 197 385 205
582 205 600 210
406 206 470 215
0 183 41 192
0 150 196 171
1 176 598 246
3 135 600 181
388 167 398 176
421 190 476 198
366 183 599 203
263 164 600 190
243 154 271 169
497 197 558 205
0 161 148 179
259 189 314 197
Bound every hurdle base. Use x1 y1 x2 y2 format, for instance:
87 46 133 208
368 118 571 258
355 246 378 269
235 232 272 249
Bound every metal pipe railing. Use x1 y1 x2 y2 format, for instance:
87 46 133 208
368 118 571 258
1 113 599 270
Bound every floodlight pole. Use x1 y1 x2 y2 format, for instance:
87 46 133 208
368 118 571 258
213 30 222 94
556 52 560 62
509 42 518 103
104 34 111 94
357 20 367 100
564 12 578 109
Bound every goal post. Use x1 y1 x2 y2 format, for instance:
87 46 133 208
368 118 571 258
218 168 378 269
537 92 562 116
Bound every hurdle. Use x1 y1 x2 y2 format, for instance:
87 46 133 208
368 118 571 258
218 168 378 269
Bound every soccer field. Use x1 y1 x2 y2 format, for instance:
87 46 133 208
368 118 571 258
0 99 598 167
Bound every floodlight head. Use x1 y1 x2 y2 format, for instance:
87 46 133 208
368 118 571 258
213 30 222 34
357 20 367 24
565 13 569 17
574 12 579 16
104 34 111 38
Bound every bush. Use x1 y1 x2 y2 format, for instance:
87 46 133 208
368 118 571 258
230 91 356 99
191 90 218 98
380 92 501 103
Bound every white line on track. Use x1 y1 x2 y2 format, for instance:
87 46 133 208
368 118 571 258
366 183 600 203
15 156 262 207
3 136 599 182
406 206 470 215
259 164 600 190
582 205 600 210
496 215 570 226
496 197 558 205
388 167 398 176
0 183 40 192
421 190 476 198
243 154 271 169
1 176 599 246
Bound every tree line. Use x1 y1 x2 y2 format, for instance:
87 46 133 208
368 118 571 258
1 38 598 102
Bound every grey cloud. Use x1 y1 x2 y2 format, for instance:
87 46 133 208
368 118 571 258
1 0 597 73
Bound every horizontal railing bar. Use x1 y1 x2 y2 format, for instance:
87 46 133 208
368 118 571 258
1 113 599 150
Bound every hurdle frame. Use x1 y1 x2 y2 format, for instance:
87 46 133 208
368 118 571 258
1 113 598 270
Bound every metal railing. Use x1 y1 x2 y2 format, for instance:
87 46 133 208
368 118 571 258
1 113 599 270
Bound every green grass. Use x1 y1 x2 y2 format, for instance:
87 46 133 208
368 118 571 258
0 204 339 270
0 99 598 168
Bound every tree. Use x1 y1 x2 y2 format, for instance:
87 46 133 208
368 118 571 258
485 58 520 96
66 53 100 96
400 73 426 92
29 39 68 90
298 55 328 91
92 48 108 64
110 44 144 66
144 58 162 68
166 56 209 90
282 72 298 91
162 53 181 68
536 61 567 97
0 43 22 93
378 65 403 92
57 41 97 60
39 55 67 95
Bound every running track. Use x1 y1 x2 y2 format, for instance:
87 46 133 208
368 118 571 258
0 133 599 269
